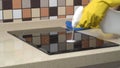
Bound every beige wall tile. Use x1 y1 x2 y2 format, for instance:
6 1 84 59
66 0 73 6
58 7 65 15
3 10 12 19
32 8 40 18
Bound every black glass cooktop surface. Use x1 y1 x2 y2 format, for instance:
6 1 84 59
8 27 119 55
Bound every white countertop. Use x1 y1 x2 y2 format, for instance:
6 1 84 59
1 19 120 68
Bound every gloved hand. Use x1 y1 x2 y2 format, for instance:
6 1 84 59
76 0 120 29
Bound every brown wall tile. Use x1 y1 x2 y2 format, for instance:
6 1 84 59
66 6 74 15
22 9 31 18
41 8 49 17
66 0 73 6
13 0 22 9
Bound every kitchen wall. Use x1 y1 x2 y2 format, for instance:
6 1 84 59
0 0 89 23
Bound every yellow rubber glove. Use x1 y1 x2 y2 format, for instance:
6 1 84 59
76 0 120 29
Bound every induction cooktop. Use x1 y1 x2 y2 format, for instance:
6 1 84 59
8 27 119 55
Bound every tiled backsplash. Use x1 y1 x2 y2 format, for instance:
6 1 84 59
0 0 89 23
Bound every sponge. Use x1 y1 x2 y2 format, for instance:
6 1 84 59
65 21 85 31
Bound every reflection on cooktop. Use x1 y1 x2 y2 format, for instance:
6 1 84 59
8 27 119 55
